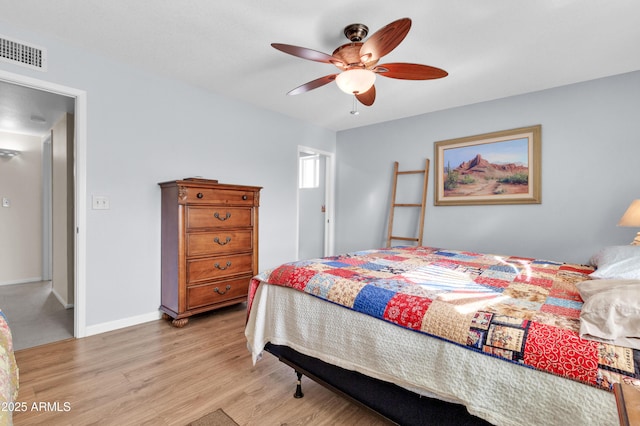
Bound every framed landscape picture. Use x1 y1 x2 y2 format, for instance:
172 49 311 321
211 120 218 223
434 125 541 206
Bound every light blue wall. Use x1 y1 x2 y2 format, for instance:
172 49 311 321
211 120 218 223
335 71 640 264
0 21 336 329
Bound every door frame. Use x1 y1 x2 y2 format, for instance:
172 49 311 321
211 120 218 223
296 145 335 259
0 69 87 338
42 136 52 281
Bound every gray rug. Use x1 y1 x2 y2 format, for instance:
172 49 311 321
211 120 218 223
188 408 239 426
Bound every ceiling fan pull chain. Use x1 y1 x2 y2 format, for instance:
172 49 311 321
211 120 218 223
350 95 359 115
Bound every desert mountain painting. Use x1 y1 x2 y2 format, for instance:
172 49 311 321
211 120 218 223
444 153 529 197
436 126 540 205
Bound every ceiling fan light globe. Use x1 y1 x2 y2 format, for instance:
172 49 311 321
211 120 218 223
335 69 376 95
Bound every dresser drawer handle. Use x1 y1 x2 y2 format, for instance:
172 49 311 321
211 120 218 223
214 236 231 246
242 195 248 200
214 284 231 295
214 212 231 221
214 261 232 270
197 192 204 199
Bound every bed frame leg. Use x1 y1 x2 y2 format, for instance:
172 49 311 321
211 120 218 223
294 371 304 398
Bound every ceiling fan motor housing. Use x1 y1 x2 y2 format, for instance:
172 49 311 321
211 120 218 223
343 24 369 42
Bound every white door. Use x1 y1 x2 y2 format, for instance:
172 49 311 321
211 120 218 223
297 147 335 260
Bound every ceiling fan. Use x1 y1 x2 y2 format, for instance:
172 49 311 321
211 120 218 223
272 17 448 108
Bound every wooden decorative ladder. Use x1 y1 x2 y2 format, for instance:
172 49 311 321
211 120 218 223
385 159 430 248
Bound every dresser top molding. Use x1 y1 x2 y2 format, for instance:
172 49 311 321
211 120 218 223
159 178 262 206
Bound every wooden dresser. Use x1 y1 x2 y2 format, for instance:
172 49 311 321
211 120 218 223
159 178 261 327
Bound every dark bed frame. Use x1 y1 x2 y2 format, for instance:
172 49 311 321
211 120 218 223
265 343 492 425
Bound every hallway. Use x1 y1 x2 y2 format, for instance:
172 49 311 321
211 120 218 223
0 281 73 350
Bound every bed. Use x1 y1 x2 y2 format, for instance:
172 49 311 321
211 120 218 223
245 245 640 425
0 310 19 426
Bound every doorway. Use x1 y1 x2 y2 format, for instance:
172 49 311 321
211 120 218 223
297 146 335 260
0 69 87 345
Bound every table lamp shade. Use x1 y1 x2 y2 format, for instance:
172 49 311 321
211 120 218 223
618 199 640 245
618 200 640 227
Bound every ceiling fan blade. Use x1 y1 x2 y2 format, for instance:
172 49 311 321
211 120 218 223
287 74 338 96
271 43 342 65
374 63 448 80
360 18 411 63
355 85 376 106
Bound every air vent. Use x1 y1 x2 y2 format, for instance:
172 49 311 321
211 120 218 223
0 34 47 71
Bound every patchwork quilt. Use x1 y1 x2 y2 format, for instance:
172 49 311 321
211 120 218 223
249 246 640 391
1 310 18 426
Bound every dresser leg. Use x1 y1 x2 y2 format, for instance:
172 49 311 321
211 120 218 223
161 312 188 327
171 318 189 328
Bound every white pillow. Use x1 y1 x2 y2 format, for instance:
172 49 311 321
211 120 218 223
589 245 640 280
577 279 640 349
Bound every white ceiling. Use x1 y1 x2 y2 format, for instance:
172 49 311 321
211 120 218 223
1 0 640 134
0 81 74 137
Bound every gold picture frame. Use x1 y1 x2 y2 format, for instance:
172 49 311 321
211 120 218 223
434 125 541 206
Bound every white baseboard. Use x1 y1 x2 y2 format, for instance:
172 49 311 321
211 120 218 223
0 277 43 286
84 311 163 337
51 287 74 309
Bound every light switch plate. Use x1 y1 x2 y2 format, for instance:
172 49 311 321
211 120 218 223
2 197 9 207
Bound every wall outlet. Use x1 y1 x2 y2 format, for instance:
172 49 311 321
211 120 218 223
92 195 110 210
2 197 9 208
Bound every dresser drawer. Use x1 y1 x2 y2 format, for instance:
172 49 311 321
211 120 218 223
187 230 253 257
186 206 252 229
187 253 253 284
184 187 256 205
187 276 249 309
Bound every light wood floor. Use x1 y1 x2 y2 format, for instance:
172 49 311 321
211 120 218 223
13 303 391 426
